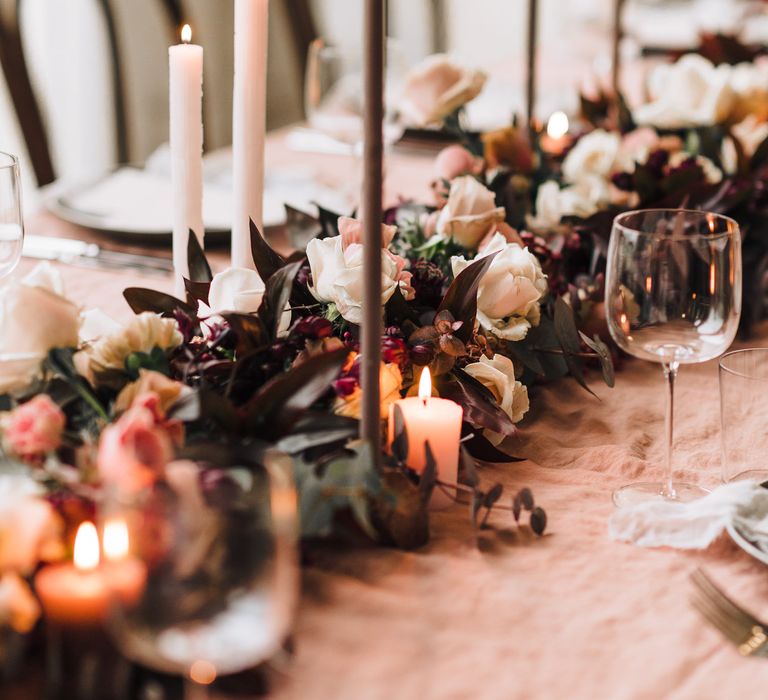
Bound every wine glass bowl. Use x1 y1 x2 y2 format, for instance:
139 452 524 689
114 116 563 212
0 152 24 280
605 209 742 506
102 448 299 686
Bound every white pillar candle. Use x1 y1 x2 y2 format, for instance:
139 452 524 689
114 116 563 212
388 368 463 509
232 0 269 269
169 24 204 297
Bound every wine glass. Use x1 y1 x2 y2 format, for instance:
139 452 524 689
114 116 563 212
101 447 299 698
304 38 406 207
0 152 24 279
605 209 742 507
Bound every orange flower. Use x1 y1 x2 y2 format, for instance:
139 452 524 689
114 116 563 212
482 127 535 172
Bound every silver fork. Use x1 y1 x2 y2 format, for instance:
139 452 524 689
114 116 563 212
691 569 768 657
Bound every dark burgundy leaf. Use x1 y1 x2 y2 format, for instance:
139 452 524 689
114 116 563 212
483 482 503 508
391 403 409 464
184 279 211 306
187 230 213 283
124 288 194 317
420 441 437 503
437 370 516 436
260 260 301 337
463 430 524 463
245 348 348 436
220 313 270 355
249 218 286 281
438 251 498 342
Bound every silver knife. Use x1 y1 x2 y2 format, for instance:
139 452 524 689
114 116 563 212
23 235 173 275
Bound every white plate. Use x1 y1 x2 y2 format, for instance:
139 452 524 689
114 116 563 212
726 521 768 566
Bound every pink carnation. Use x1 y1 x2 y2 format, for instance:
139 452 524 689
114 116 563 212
4 395 65 460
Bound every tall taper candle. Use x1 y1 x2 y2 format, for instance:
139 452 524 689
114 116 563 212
169 24 204 298
612 0 626 95
525 0 538 129
361 0 384 470
232 0 269 269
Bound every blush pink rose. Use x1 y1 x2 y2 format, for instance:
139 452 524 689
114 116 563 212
434 145 482 181
4 395 65 460
338 216 397 250
131 391 184 448
97 406 173 492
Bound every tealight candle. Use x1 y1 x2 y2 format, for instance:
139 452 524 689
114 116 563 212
389 367 463 509
35 522 110 626
102 518 146 610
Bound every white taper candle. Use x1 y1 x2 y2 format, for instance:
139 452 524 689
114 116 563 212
232 0 269 269
169 24 204 297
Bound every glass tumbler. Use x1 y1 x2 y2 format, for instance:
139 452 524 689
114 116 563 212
719 348 768 484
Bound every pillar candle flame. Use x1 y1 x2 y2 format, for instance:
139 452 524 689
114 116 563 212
74 522 100 571
546 111 569 139
418 366 432 403
181 23 192 44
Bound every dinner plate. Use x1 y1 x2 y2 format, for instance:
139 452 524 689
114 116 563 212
726 521 768 566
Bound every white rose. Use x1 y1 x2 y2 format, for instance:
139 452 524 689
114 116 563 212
400 54 487 127
464 354 529 445
562 129 624 184
526 178 608 232
451 232 547 341
730 61 768 122
83 311 182 379
436 175 506 250
0 262 81 394
634 54 735 128
307 235 409 325
208 267 265 314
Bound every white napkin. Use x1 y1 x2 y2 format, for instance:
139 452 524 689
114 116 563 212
609 481 768 549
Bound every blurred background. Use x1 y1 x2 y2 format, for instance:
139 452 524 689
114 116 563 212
0 0 765 212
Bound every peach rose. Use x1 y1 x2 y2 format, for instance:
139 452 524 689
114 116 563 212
114 369 184 416
400 54 487 126
3 395 66 460
436 176 506 250
97 405 174 492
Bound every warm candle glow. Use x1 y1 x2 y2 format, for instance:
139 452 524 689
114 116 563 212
181 23 192 43
710 262 716 295
103 519 129 561
418 367 432 402
190 659 217 685
74 522 100 571
546 111 569 139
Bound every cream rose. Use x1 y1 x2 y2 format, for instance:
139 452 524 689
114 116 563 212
307 217 414 324
82 312 182 380
634 54 735 128
526 178 608 232
0 263 80 394
562 129 625 184
400 54 487 127
436 176 506 250
464 354 529 444
451 232 547 341
334 362 402 420
732 114 768 157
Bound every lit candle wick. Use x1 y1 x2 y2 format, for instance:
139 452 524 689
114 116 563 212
181 23 192 44
74 522 100 572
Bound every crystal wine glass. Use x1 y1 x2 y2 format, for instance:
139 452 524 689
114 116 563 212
605 209 741 507
101 447 299 698
0 152 24 280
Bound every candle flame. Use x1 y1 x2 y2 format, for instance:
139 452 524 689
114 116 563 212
181 24 192 43
707 214 716 234
103 518 129 561
74 522 100 571
710 261 716 295
190 660 217 685
418 366 432 402
546 111 569 139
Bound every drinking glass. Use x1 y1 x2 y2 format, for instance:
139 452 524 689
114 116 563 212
605 209 742 507
101 447 298 698
304 38 406 206
0 152 24 279
719 348 768 484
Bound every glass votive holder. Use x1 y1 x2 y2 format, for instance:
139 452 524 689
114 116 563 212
719 348 768 483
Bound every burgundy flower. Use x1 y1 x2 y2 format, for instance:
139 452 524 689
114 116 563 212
410 258 446 309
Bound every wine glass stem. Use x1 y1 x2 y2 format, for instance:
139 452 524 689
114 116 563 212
662 361 679 499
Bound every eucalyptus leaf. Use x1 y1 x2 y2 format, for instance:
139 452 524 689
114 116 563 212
530 506 547 535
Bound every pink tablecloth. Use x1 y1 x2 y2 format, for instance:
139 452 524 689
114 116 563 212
17 132 768 700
